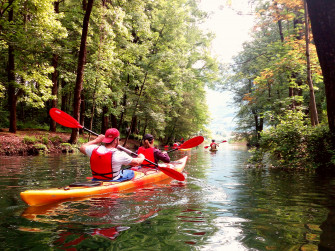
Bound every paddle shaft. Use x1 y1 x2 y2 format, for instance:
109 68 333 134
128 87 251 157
167 147 179 153
83 127 99 137
167 148 180 153
117 145 158 167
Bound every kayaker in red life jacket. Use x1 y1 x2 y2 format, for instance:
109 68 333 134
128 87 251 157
133 134 170 171
79 128 145 181
210 139 219 150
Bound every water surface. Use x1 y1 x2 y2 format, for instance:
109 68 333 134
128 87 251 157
0 144 335 250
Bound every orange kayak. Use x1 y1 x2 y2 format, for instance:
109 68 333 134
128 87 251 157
20 156 188 206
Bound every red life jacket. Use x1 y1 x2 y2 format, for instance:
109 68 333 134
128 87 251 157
210 142 217 149
90 147 119 180
137 147 155 168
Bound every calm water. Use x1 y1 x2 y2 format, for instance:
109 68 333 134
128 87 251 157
1 144 335 250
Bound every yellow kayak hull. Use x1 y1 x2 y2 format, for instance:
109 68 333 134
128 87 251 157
20 156 188 206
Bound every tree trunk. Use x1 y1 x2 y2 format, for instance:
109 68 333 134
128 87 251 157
278 20 284 43
79 92 85 134
304 0 319 126
8 4 16 133
289 16 304 110
50 53 59 132
123 72 148 146
89 100 95 133
60 80 68 112
166 110 179 145
101 106 108 133
118 75 129 129
252 109 263 141
306 0 335 132
110 104 118 128
141 119 148 140
274 1 284 43
123 115 137 146
69 0 94 143
118 91 127 129
49 1 60 132
131 115 137 133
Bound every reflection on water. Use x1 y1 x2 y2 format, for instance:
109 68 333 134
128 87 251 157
1 144 335 250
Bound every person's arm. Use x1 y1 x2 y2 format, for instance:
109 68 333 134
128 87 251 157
154 149 170 163
79 134 105 155
129 153 145 166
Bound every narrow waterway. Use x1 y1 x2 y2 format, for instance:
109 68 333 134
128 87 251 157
0 144 335 250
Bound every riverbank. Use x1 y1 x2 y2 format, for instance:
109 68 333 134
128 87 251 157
0 129 139 156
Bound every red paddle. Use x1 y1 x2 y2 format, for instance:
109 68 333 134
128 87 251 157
49 108 185 181
167 136 204 153
50 108 99 136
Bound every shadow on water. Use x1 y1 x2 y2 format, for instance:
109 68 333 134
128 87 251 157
1 144 335 250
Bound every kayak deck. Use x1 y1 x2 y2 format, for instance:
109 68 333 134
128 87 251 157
20 156 188 206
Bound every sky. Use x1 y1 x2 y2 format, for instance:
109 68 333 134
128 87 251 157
198 0 255 139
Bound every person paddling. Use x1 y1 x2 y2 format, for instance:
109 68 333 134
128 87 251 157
79 128 145 181
172 140 179 148
210 139 219 151
133 134 170 171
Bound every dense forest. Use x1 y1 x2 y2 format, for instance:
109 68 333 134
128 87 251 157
224 0 335 170
0 0 221 144
1 0 335 170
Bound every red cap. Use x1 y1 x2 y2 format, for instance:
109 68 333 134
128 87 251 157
102 128 120 144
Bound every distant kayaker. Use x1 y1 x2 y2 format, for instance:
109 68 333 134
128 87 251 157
173 140 179 148
210 139 219 150
79 128 145 181
134 133 170 170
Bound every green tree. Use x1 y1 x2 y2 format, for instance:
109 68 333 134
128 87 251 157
224 0 324 145
0 0 66 132
0 0 219 142
69 0 94 144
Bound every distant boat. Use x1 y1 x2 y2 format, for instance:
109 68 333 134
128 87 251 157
180 148 191 151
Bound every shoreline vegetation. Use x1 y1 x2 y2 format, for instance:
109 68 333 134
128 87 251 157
0 129 139 156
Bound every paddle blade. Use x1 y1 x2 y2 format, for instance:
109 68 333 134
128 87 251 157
179 136 204 149
158 165 185 181
204 146 209 149
49 108 83 129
